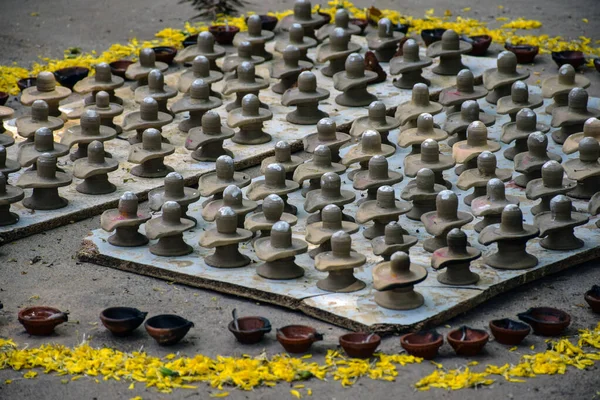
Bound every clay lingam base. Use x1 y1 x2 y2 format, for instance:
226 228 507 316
134 69 177 115
534 195 588 251
563 137 600 199
100 192 151 247
247 163 300 215
457 151 512 206
444 100 495 147
482 51 530 104
270 45 313 94
198 155 250 205
514 132 562 188
16 153 72 210
255 221 308 280
20 71 71 119
426 30 472 76
202 185 258 228
174 31 226 69
542 64 590 114
394 83 443 130
563 117 600 155
0 174 24 226
332 53 377 107
341 130 395 181
148 172 200 224
0 145 21 179
316 9 360 41
304 172 355 224
121 97 173 145
432 228 480 286
74 62 124 105
350 101 400 146
233 14 275 61
61 109 117 161
526 160 576 215
357 186 412 239
260 141 303 180
353 155 403 205
497 81 543 123
82 91 124 135
199 207 253 268
0 106 13 139
16 100 64 141
452 121 501 175
72 141 118 195
421 190 473 253
389 39 432 89
145 201 195 257
221 41 265 79
227 94 273 145
303 118 350 162
245 194 298 238
373 251 428 310
438 69 488 113
222 62 269 112
275 23 317 63
401 168 446 221
125 48 168 89
278 0 328 38
17 127 70 169
185 111 234 162
315 231 366 293
366 18 404 62
398 113 449 155
404 138 454 189
501 108 550 161
471 178 520 233
371 221 418 261
305 204 358 259
316 27 360 77
293 145 346 197
171 79 222 133
128 128 175 178
551 88 600 144
178 55 224 96
281 71 329 125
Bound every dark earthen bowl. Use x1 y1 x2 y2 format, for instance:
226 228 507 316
339 332 381 358
100 307 148 337
584 285 600 313
246 15 278 31
228 316 272 344
517 307 571 336
552 51 586 69
152 46 178 65
145 314 194 345
462 35 492 56
447 326 489 356
182 34 198 48
421 28 446 46
505 43 539 64
0 92 8 106
18 306 69 336
276 325 323 354
109 60 134 79
349 18 369 35
594 58 600 73
489 318 531 345
208 25 240 45
400 331 444 360
17 78 37 92
316 12 332 29
53 67 89 90
394 23 410 35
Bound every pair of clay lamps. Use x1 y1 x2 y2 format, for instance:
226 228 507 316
439 70 488 113
305 204 358 258
404 139 453 189
0 174 24 226
401 168 446 220
171 79 222 132
148 172 200 224
431 228 481 285
282 71 329 125
316 28 360 77
315 231 365 292
178 55 224 96
81 91 124 135
16 153 72 210
61 109 117 161
223 62 269 112
101 192 151 247
373 251 428 310
16 100 64 142
126 48 168 89
134 69 177 115
233 14 275 60
526 161 576 215
145 201 195 256
221 42 265 81
17 127 69 170
279 0 327 38
534 195 588 251
275 23 317 63
563 137 600 199
542 64 590 114
21 71 71 119
247 163 299 215
471 178 519 232
186 111 234 162
395 83 442 131
270 45 313 94
304 172 355 224
74 62 124 105
245 194 297 239
421 190 473 253
341 130 395 181
551 88 600 144
389 39 433 89
563 117 600 155
198 155 250 205
452 121 500 175
483 51 529 104
372 221 417 261
445 100 495 147
316 9 359 41
497 81 543 122
366 18 404 62
350 101 400 146
127 128 175 178
333 53 378 107
202 185 258 228
501 108 550 161
255 220 308 280
122 97 173 144
426 30 472 76
227 94 273 145
174 31 226 70
353 155 403 204
293 145 346 197
357 186 412 239
303 118 350 162
72 141 118 195
478 204 539 270
398 113 448 155
514 132 561 188
457 151 512 205
0 146 20 179
260 141 302 180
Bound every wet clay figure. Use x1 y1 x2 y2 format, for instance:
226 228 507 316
478 204 539 270
279 0 328 38
395 83 443 131
401 168 446 221
260 141 303 180
457 151 512 205
563 137 600 199
514 132 562 188
270 45 313 94
16 100 64 142
281 71 329 125
445 100 495 147
372 221 418 261
0 106 13 139
202 185 258 227
357 185 412 239
275 23 317 63
197 155 250 205
534 195 588 251
227 94 273 145
471 178 519 232
563 117 600 155
438 69 488 113
303 118 350 162
0 146 20 179
145 201 195 256
125 48 168 89
221 41 265 80
171 79 222 133
21 71 71 119
551 88 600 144
61 109 117 161
341 130 395 181
134 69 177 115
389 39 433 89
16 153 72 210
82 91 124 135
398 113 448 155
74 62 124 105
421 190 473 253
483 51 529 104
222 62 269 112
148 172 200 224
353 155 403 204
305 204 359 259
255 220 308 279
542 64 590 114
178 55 224 95
0 174 24 226
452 121 500 175
233 14 275 61
350 101 400 146
245 194 298 238
316 9 360 41
304 172 355 224
121 97 173 145
247 163 300 215
404 139 454 189
501 108 550 161
72 141 119 195
333 53 378 107
373 251 428 310
18 127 69 169
185 111 234 162
526 160 576 215
497 81 543 122
426 30 472 76
316 27 361 77
367 18 404 62
293 145 346 197
128 128 175 178
175 31 226 69
100 192 151 247
315 231 366 293
432 228 480 286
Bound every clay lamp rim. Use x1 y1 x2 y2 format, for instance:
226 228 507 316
517 307 571 335
461 34 492 56
447 325 489 344
489 318 531 336
144 314 194 345
276 325 324 344
305 220 359 245
17 77 37 92
339 332 382 359
18 306 69 335
584 285 600 312
420 28 446 46
151 46 178 65
182 34 198 48
53 67 91 91
316 41 361 63
504 43 539 64
109 60 135 79
551 51 586 69
445 110 495 134
228 315 272 335
208 25 241 45
594 58 600 73
400 330 444 349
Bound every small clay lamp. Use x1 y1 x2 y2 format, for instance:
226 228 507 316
514 132 562 188
0 146 19 178
497 81 543 122
227 93 273 145
452 121 501 175
457 151 512 205
260 141 303 180
202 185 258 227
542 64 590 114
341 130 395 180
432 228 480 285
20 71 71 118
526 161 576 215
61 109 117 161
389 39 433 89
404 139 454 189
282 71 329 125
197 155 250 204
367 18 403 62
222 61 269 112
332 53 378 107
444 100 495 147
247 163 300 215
270 45 313 95
134 69 177 114
72 141 118 195
304 172 355 223
350 101 400 146
100 192 151 247
353 155 403 204
394 83 443 130
0 174 24 226
0 106 13 138
438 69 488 113
171 79 222 133
372 221 417 261
221 41 265 79
121 97 173 144
426 30 472 76
177 55 224 95
233 14 275 61
563 137 600 199
471 178 519 232
501 108 550 161
478 204 539 270
421 190 473 253
483 51 530 105
398 113 448 155
174 31 226 69
303 118 350 162
315 231 366 292
127 128 175 178
17 127 69 169
293 145 346 197
372 251 428 310
199 206 253 268
16 100 64 141
316 27 361 78
401 168 446 221
74 62 124 105
357 185 412 239
148 172 200 224
563 117 600 155
275 23 317 63
255 220 308 279
279 0 327 38
245 194 298 238
16 153 72 210
186 111 234 162
305 204 359 259
145 201 194 256
83 91 124 135
534 195 588 251
316 9 360 41
125 48 168 89
551 88 600 144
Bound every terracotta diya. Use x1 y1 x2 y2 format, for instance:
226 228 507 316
316 9 360 41
315 231 366 293
148 172 200 224
185 111 234 162
16 100 64 141
275 23 317 63
400 331 443 360
584 285 600 313
394 83 443 130
471 178 519 232
145 314 194 345
145 201 195 256
353 155 403 204
421 190 473 252
489 318 531 346
444 100 495 147
398 113 448 155
73 62 124 105
513 132 562 188
305 204 359 259
357 185 412 239
542 64 590 114
501 108 550 161
125 48 168 89
372 251 428 310
281 71 329 125
227 94 272 145
457 151 512 205
174 31 226 69
497 81 543 122
401 168 446 221
247 163 299 215
260 141 303 180
18 306 69 336
483 51 529 105
293 144 346 196
100 192 151 247
316 27 360 77
350 101 400 146
366 18 404 62
339 332 381 359
389 39 433 89
100 307 148 337
276 325 323 354
245 194 297 238
526 160 576 215
197 155 250 204
426 30 472 76
270 45 313 95
233 14 275 61
0 173 24 226
20 71 71 119
447 326 489 356
438 69 488 113
61 109 117 161
72 141 118 195
517 307 571 336
563 137 600 199
127 128 175 178
404 138 453 189
303 118 350 162
371 221 418 261
534 195 588 251
255 220 308 280
452 121 501 175
121 97 173 145
202 185 258 227
551 88 600 144
341 130 395 181
563 117 600 155
432 228 481 285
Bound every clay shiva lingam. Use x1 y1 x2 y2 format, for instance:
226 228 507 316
303 118 350 162
275 23 317 63
293 145 346 196
247 163 300 215
404 139 454 189
341 130 395 181
245 194 298 238
483 51 530 105
227 94 273 145
305 204 358 258
542 64 590 114
127 128 175 178
171 79 222 133
17 127 69 169
20 71 71 119
221 41 265 81
534 195 588 250
148 172 200 224
394 83 443 131
270 45 313 95
233 14 275 61
501 108 550 161
372 251 428 310
304 172 355 224
401 168 446 221
353 155 403 204
178 55 224 95
457 151 512 206
0 145 20 179
563 137 600 199
82 91 124 135
431 228 481 285
367 18 404 62
72 141 119 195
551 88 600 144
526 160 576 215
426 29 472 76
16 153 72 210
197 155 250 205
421 190 473 253
350 101 400 146
389 39 433 89
202 185 258 228
514 132 562 188
478 204 539 270
357 185 412 239
100 192 151 247
438 69 488 113
372 221 417 261
134 69 177 115
121 97 173 145
223 61 269 112
0 174 24 226
563 117 600 155
279 0 328 38
316 9 360 41
73 62 124 105
471 178 519 232
125 48 168 89
199 206 253 268
174 31 226 69
282 71 329 125
497 81 543 122
186 111 234 162
452 121 501 175
315 231 366 292
255 220 308 279
444 100 495 147
333 53 378 107
61 109 117 161
316 27 360 78
0 106 13 139
16 100 64 142
145 201 195 256
398 113 449 155
260 141 303 180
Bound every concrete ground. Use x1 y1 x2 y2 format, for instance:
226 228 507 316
0 0 600 399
